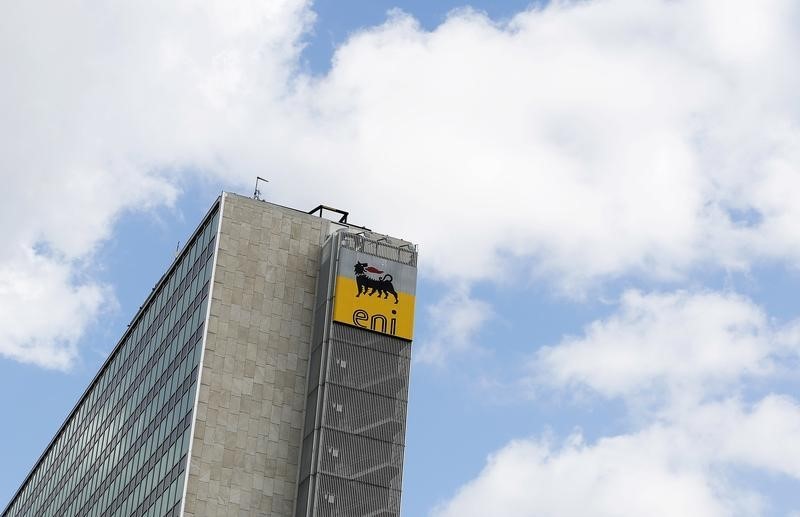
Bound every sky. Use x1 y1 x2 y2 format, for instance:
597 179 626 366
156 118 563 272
1 0 800 515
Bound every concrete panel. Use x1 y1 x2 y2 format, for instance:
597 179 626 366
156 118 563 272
183 194 328 517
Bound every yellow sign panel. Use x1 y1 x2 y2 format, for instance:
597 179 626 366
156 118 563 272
332 275 416 340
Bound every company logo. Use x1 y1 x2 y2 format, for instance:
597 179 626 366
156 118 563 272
332 258 416 341
354 262 398 304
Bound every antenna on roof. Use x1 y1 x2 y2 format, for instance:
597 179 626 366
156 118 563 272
175 241 181 258
253 176 269 201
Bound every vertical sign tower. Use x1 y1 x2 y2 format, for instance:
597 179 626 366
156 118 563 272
297 231 417 516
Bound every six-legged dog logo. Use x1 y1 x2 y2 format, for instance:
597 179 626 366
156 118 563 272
354 262 399 303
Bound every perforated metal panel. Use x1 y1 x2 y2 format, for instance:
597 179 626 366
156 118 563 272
330 324 412 359
326 340 410 400
315 474 401 517
322 384 407 445
317 429 404 490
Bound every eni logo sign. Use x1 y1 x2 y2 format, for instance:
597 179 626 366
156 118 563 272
354 262 398 303
332 260 416 341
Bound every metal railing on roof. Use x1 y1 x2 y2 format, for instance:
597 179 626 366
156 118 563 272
339 232 417 267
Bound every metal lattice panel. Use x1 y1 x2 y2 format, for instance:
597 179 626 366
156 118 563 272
322 385 407 445
314 474 401 517
326 340 410 401
330 324 412 358
317 429 404 490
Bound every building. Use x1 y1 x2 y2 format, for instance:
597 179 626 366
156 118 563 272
2 193 418 517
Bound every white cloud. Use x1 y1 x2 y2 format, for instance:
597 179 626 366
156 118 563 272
433 395 800 517
678 395 800 478
0 250 107 370
3 0 800 369
415 287 492 365
533 290 780 399
0 0 311 367
431 430 739 517
451 289 800 516
282 0 800 288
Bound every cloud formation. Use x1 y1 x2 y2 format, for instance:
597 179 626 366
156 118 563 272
0 0 312 368
436 291 800 516
3 0 800 367
534 290 778 399
433 395 800 517
293 0 800 287
0 251 107 369
415 287 492 365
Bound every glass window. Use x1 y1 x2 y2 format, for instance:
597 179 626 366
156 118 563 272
5 205 218 517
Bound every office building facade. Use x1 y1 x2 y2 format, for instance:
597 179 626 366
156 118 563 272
3 193 417 517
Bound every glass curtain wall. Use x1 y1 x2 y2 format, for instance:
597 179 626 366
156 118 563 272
3 204 220 517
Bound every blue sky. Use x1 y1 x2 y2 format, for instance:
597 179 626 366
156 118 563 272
2 0 800 515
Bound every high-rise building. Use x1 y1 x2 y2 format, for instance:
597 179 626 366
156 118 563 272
2 192 418 517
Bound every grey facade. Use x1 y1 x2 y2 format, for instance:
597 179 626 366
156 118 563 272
182 194 328 515
3 192 416 517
